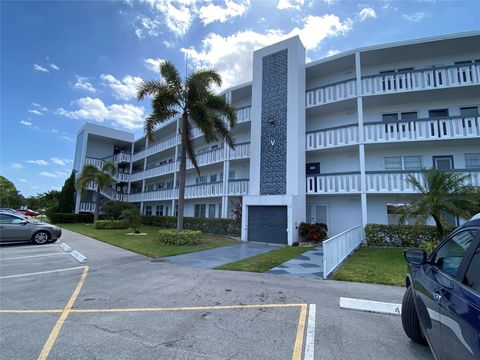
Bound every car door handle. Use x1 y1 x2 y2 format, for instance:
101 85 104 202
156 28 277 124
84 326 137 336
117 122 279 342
432 290 442 302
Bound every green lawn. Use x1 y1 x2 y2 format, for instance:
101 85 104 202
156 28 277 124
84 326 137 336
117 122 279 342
59 224 237 258
332 247 407 286
216 246 310 273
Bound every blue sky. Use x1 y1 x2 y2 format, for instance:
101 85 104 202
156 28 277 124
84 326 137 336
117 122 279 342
1 0 479 197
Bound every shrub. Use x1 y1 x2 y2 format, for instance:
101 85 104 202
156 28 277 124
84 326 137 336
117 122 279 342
364 224 449 247
101 200 135 220
94 220 128 230
420 240 441 254
120 208 143 234
298 222 328 242
141 216 240 236
50 213 95 224
158 229 202 245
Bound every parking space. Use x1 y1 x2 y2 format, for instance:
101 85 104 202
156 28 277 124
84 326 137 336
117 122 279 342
0 230 433 360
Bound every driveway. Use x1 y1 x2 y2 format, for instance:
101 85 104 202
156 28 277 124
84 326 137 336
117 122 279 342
0 229 432 360
164 241 280 268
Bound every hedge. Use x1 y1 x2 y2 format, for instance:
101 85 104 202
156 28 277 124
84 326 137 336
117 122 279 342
141 216 240 236
50 213 99 224
298 222 328 242
95 220 128 230
158 229 202 245
365 224 447 247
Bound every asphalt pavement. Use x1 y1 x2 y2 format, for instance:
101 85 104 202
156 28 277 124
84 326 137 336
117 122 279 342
0 229 433 360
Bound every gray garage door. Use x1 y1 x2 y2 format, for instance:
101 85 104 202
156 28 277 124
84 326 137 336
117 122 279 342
248 206 287 244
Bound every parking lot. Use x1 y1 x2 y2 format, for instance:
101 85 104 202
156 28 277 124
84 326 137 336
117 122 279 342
0 230 433 360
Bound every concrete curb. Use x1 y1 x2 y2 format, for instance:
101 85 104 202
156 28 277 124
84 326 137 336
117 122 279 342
339 297 402 316
70 250 88 264
60 243 72 252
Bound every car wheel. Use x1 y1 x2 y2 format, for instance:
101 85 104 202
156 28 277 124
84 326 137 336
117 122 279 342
32 231 50 245
401 286 426 344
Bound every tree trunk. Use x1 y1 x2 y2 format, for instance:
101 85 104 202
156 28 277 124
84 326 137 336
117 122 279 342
94 190 100 222
432 212 444 237
177 115 188 232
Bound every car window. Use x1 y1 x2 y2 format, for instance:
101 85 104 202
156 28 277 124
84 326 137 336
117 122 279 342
433 229 479 278
0 214 17 224
464 243 480 293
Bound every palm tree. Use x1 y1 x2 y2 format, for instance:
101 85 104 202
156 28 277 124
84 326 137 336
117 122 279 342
137 61 237 231
399 167 478 236
76 162 116 221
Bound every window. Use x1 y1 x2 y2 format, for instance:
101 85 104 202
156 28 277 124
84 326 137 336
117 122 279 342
210 174 217 183
155 205 163 216
387 203 405 225
145 206 152 216
433 229 478 278
174 204 178 217
433 155 454 170
384 156 402 170
385 156 422 171
218 203 222 218
382 113 398 122
157 182 165 189
147 184 154 191
460 106 478 118
196 175 208 184
208 204 216 218
401 112 418 121
229 170 235 180
166 181 173 189
464 243 480 293
194 204 206 218
0 214 18 224
429 109 449 118
465 153 480 169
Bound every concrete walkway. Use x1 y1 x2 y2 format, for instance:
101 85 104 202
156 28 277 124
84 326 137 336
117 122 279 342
267 246 324 278
165 242 281 268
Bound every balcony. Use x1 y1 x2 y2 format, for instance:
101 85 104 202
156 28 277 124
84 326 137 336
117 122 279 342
79 202 96 212
366 170 480 193
306 116 479 151
306 79 357 108
228 142 250 160
84 157 104 169
185 182 223 198
132 135 179 162
188 147 224 168
113 152 131 163
228 179 249 195
306 172 361 194
116 172 129 182
362 62 480 96
236 106 251 124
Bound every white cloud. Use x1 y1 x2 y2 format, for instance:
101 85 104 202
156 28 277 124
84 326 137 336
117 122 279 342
17 178 29 183
33 64 49 72
51 158 73 166
100 74 143 100
139 0 196 37
144 58 165 73
39 171 58 178
277 0 303 10
73 76 96 93
27 160 49 166
358 7 377 22
30 185 40 190
55 97 145 130
28 109 43 116
31 103 48 111
50 63 60 70
199 0 250 25
402 12 427 22
325 49 340 57
184 14 352 89
20 120 32 126
12 163 24 170
59 135 74 142
324 0 336 5
135 16 161 38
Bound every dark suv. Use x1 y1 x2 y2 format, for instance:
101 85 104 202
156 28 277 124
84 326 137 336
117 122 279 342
402 217 480 359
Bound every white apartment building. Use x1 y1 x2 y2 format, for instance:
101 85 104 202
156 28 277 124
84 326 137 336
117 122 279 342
74 31 480 245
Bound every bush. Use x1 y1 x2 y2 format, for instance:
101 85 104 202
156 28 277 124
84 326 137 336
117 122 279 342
298 222 328 242
101 200 135 220
120 208 143 234
364 224 449 247
50 213 95 224
158 229 202 245
94 220 128 230
141 216 240 236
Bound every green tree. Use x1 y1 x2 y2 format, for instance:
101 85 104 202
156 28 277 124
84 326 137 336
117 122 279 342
76 162 116 221
400 167 478 236
0 176 25 208
137 61 236 231
120 207 142 234
102 200 135 220
58 170 76 213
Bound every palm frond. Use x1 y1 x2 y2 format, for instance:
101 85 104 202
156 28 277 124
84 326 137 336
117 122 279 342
137 80 164 100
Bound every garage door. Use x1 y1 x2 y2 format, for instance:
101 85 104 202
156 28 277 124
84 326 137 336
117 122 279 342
248 206 287 244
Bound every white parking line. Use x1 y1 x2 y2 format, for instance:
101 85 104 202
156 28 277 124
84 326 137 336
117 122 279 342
339 297 402 316
0 244 59 254
304 304 316 360
0 266 88 279
1 253 67 261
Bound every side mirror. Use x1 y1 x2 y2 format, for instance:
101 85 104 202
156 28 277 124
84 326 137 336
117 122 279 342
21 219 28 225
404 249 427 265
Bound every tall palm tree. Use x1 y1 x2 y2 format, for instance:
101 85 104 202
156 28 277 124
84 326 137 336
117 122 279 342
399 167 478 236
76 162 116 221
137 61 236 231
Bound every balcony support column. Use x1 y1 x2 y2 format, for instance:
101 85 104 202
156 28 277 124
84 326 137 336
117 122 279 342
222 196 229 219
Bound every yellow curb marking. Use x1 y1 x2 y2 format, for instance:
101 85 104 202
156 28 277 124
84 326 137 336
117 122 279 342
292 304 308 360
37 266 89 360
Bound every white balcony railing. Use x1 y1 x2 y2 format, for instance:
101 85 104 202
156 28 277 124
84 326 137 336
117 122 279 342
84 181 128 201
228 142 250 160
141 188 177 202
362 62 480 96
188 148 224 168
116 172 129 182
79 202 96 213
366 170 480 193
236 106 251 123
132 135 179 162
306 173 361 194
84 157 104 169
113 152 131 163
306 116 479 151
306 79 357 108
323 226 363 279
228 179 249 195
185 182 223 198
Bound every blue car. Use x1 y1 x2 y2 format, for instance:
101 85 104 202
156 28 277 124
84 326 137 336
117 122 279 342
402 217 480 359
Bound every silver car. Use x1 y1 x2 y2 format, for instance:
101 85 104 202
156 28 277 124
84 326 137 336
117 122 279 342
0 212 62 244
